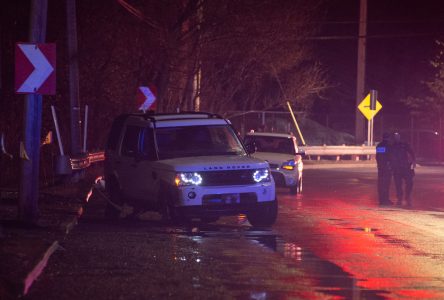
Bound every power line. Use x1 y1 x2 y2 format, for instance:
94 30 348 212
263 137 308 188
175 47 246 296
317 19 444 25
310 32 443 41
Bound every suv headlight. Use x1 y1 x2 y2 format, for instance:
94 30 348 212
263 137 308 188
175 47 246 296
175 172 203 186
281 160 296 170
253 168 271 183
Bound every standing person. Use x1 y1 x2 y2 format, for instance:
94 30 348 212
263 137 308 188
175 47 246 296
376 132 393 206
390 132 416 207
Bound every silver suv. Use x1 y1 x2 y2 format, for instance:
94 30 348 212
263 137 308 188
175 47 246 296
104 112 277 226
244 132 303 194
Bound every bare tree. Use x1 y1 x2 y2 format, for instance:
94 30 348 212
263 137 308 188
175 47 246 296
70 0 328 147
402 40 444 123
110 0 327 114
199 0 327 113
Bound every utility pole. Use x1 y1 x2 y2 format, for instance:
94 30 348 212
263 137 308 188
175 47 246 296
18 0 48 224
66 0 81 155
0 25 2 100
355 0 367 144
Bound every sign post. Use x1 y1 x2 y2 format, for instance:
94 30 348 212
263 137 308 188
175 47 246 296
16 0 56 224
358 90 381 146
369 90 377 146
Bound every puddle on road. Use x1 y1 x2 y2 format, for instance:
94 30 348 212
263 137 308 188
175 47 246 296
82 186 442 299
250 233 388 299
182 226 388 299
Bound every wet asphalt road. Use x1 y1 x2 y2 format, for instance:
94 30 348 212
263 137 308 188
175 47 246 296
25 165 444 299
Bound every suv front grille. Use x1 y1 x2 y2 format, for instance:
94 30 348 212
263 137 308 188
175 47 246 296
200 170 256 186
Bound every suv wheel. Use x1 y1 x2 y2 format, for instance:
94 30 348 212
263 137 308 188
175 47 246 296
247 199 278 227
105 178 123 220
160 189 186 224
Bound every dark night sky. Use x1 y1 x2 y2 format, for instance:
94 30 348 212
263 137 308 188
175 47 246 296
314 0 444 117
3 0 444 119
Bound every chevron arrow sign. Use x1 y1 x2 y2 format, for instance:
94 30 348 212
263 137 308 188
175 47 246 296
136 85 157 112
15 43 56 95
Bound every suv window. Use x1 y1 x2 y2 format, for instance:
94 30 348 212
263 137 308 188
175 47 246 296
141 127 157 160
121 125 142 157
245 136 296 155
106 114 127 151
156 125 245 159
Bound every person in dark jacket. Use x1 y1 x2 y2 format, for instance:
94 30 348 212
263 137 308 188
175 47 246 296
376 132 393 205
390 132 416 207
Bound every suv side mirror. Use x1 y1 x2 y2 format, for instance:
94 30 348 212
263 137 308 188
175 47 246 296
244 142 256 155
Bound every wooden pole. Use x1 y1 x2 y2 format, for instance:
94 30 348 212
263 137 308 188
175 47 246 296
18 0 48 224
83 105 88 153
355 0 367 144
66 0 81 155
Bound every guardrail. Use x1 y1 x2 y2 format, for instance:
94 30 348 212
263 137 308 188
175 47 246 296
67 146 375 171
70 151 105 170
300 145 375 161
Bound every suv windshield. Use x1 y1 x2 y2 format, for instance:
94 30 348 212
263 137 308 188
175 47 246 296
245 136 296 155
155 125 245 159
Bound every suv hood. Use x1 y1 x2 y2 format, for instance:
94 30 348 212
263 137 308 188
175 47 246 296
155 155 269 172
251 152 295 165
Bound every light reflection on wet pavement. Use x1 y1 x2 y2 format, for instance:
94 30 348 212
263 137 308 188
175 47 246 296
183 222 388 299
272 167 444 299
27 166 444 299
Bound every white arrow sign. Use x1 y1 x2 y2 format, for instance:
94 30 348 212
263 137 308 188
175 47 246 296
137 86 157 112
16 44 54 93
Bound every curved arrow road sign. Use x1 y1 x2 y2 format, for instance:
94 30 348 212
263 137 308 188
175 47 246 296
136 85 157 112
15 43 56 95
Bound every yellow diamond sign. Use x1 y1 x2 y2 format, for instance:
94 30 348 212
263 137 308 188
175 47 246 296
358 93 382 120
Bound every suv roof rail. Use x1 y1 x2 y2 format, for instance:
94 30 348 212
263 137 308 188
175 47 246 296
140 111 224 123
112 111 226 126
143 111 222 119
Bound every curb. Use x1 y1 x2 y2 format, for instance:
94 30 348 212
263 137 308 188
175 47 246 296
21 206 84 296
23 241 59 295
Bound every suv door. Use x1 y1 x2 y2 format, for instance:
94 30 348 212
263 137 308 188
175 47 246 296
119 124 159 203
117 125 143 200
130 127 158 203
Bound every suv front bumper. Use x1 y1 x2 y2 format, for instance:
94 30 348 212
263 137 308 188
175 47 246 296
176 198 277 218
176 182 275 208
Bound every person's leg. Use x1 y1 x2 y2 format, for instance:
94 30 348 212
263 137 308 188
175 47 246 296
393 172 403 205
384 171 393 204
377 169 385 204
379 169 392 204
404 170 414 207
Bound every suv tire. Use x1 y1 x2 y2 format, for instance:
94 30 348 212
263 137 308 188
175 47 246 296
105 177 123 220
247 199 278 227
160 188 187 224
